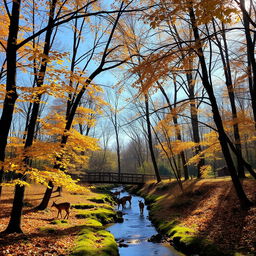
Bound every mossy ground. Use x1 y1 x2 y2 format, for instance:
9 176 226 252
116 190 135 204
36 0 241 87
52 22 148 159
0 184 119 255
70 228 118 256
41 191 119 255
69 188 119 255
75 207 117 224
127 178 256 256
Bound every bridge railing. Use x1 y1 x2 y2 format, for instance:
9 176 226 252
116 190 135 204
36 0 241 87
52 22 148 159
80 172 156 184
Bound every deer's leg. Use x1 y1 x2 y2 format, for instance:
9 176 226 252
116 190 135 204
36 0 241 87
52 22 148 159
64 209 69 219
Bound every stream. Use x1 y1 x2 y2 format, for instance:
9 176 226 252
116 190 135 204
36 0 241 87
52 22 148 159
107 187 181 256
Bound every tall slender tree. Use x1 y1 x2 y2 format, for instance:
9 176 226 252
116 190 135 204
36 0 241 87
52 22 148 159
0 0 21 198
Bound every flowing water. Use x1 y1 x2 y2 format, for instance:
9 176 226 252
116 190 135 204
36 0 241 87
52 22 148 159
107 188 181 256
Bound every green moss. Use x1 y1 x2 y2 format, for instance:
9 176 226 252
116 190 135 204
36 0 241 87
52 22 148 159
72 204 96 210
88 194 115 205
144 194 159 204
168 225 228 256
72 203 113 210
70 228 118 256
158 220 180 234
50 219 68 225
75 208 116 224
83 218 103 228
169 225 196 237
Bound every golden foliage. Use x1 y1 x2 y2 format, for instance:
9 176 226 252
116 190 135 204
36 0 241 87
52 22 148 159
146 0 239 28
200 165 213 178
157 140 196 158
131 51 176 93
0 11 9 50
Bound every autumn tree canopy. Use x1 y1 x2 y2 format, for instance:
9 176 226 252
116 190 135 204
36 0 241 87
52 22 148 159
0 0 256 234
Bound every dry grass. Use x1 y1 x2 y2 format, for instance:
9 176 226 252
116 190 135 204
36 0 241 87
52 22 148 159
0 184 102 256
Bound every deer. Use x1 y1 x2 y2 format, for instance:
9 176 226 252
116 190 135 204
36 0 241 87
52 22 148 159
51 201 70 219
117 195 132 209
123 195 132 206
116 197 127 209
138 200 144 215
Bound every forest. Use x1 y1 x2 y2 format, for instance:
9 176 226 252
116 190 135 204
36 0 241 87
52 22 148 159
0 0 256 255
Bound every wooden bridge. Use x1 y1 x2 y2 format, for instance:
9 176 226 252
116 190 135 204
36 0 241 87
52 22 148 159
81 172 156 185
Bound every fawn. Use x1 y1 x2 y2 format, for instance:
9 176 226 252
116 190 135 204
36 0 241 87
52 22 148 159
51 201 70 219
138 200 144 215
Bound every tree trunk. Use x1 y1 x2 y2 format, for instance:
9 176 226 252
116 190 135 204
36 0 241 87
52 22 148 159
114 119 121 182
36 2 125 209
35 181 54 210
240 0 256 129
152 125 183 191
0 0 21 198
144 94 161 182
189 6 252 208
4 184 25 233
187 72 205 178
4 0 58 232
170 22 204 178
158 84 189 180
212 20 245 178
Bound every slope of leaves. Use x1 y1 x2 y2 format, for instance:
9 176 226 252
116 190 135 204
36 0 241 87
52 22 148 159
130 178 256 255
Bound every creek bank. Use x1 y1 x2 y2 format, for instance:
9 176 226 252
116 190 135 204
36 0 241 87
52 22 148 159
106 187 179 256
126 181 242 256
70 187 119 256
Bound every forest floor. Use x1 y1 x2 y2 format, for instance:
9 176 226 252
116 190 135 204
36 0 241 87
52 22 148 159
0 184 114 256
131 177 256 255
0 179 255 256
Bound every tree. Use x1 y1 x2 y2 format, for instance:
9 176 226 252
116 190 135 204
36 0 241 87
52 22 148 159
188 4 252 208
211 19 245 178
36 1 133 210
130 0 254 207
144 93 161 182
238 0 256 128
0 0 21 198
0 0 145 198
3 0 59 234
157 81 189 180
105 90 123 181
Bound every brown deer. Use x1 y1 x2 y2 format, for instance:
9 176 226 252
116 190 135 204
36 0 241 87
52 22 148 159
123 195 132 205
138 200 144 215
51 201 70 219
117 195 132 209
117 197 126 209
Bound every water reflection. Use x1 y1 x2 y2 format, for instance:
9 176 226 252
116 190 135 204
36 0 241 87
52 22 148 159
107 187 180 256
